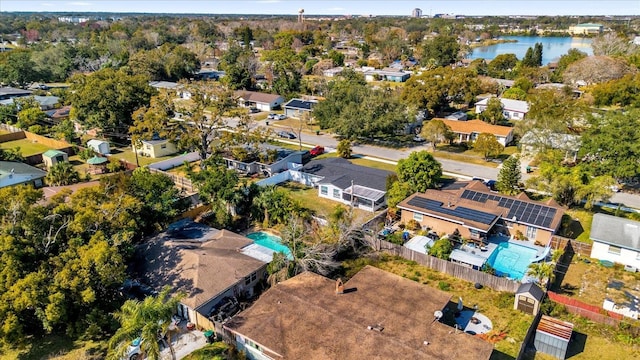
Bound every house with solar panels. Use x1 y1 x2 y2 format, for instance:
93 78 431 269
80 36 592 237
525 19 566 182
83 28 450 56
397 181 564 246
283 98 318 118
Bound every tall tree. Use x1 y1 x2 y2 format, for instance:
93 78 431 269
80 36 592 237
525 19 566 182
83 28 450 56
0 49 39 87
421 35 460 67
396 151 442 192
420 119 454 149
496 155 522 195
473 133 504 160
480 97 506 125
69 68 156 137
45 162 80 186
108 287 184 360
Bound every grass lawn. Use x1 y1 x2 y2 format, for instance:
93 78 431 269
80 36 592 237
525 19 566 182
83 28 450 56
0 138 55 156
181 342 228 360
560 206 640 242
0 336 106 360
280 181 371 222
109 148 175 167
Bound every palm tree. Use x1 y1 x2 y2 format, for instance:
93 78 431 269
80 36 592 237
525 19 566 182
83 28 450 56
108 287 184 360
46 162 80 186
527 262 556 287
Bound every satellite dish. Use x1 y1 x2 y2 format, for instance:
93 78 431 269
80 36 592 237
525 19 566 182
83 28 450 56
434 310 443 320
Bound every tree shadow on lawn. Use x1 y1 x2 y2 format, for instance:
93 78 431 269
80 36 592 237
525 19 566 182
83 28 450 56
15 334 105 360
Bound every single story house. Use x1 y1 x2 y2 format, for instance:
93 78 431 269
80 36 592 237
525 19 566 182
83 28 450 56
0 161 47 188
0 95 60 110
519 130 580 161
223 145 306 177
45 105 71 120
438 119 514 146
223 266 494 360
445 111 468 121
322 66 344 77
589 213 640 270
514 282 545 316
149 81 179 91
195 69 225 81
87 139 111 155
42 150 68 169
0 87 32 100
361 68 411 82
132 137 177 158
300 158 393 212
475 97 529 121
283 99 317 118
235 91 284 111
397 181 564 246
134 219 268 329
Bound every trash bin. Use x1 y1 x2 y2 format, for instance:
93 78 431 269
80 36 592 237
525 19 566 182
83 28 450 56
204 330 216 343
316 130 320 135
526 166 532 173
266 121 270 126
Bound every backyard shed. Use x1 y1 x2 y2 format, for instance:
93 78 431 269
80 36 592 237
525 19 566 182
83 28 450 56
514 282 545 315
534 315 573 359
42 150 68 169
87 139 110 155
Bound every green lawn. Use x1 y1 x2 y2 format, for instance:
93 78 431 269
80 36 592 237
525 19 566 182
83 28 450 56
181 342 228 360
109 148 175 167
280 181 371 221
0 336 106 360
0 138 55 156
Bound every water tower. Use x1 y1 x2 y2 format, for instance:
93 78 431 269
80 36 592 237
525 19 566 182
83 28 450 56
298 8 304 23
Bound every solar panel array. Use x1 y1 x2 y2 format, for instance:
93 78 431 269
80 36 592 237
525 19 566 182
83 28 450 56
407 196 497 225
460 190 557 228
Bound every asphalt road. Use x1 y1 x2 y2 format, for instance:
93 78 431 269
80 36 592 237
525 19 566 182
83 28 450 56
241 116 640 210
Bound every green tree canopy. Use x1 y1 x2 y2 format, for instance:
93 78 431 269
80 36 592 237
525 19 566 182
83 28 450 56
69 68 156 137
396 151 443 192
487 53 518 79
479 97 506 125
496 155 522 195
420 119 454 149
421 35 460 67
473 133 504 160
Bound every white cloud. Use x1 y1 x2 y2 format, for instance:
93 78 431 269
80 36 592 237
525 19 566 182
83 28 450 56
67 1 92 6
41 2 55 6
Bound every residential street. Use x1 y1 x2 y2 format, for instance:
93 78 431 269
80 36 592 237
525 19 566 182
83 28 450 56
257 119 640 210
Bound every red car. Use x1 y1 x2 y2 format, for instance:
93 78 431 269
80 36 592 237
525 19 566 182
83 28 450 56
310 146 324 156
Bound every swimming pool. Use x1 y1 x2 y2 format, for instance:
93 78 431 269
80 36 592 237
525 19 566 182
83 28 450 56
247 232 292 258
486 242 537 280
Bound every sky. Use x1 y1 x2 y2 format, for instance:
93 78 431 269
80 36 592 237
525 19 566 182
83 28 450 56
0 0 638 16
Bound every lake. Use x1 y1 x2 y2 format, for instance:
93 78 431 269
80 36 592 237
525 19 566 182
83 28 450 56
469 36 593 65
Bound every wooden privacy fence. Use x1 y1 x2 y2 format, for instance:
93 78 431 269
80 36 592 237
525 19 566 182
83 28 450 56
550 236 592 257
149 167 196 193
376 239 520 292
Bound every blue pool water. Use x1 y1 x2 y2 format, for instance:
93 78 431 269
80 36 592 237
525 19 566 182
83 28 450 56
247 232 292 257
486 242 537 280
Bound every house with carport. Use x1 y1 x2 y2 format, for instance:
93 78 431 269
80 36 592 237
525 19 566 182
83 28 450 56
589 213 640 270
301 157 393 212
397 181 564 246
437 119 514 146
134 219 268 329
223 266 494 360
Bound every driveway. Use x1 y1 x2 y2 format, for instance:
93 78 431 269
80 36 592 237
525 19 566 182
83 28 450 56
161 329 207 360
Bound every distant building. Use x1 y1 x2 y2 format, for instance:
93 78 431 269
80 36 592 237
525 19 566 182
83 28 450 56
412 8 422 18
0 87 32 101
475 97 530 121
283 99 317 118
568 23 603 35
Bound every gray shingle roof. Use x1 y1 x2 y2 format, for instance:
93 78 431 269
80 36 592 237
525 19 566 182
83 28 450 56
517 282 545 300
284 99 316 110
590 213 640 251
302 158 393 192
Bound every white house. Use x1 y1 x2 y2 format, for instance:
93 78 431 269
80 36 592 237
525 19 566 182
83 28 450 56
590 213 640 270
235 91 284 111
300 158 392 212
438 119 514 147
475 97 530 121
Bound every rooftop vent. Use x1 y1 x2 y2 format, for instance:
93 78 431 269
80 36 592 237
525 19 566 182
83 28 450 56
367 324 384 332
335 278 344 294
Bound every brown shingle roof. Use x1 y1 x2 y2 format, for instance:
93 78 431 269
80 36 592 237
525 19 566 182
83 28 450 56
235 90 283 104
438 119 514 137
137 228 266 310
225 266 494 360
398 181 564 232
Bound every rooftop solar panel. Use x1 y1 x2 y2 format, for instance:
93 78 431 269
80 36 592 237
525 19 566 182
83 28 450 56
407 196 497 225
460 190 558 229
